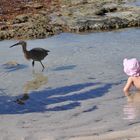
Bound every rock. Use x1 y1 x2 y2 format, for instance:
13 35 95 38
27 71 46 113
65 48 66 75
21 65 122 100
0 30 14 40
12 14 59 39
3 61 19 68
95 8 107 16
61 0 88 6
103 3 117 12
0 25 9 31
0 0 140 40
88 3 117 16
24 2 43 9
12 14 29 24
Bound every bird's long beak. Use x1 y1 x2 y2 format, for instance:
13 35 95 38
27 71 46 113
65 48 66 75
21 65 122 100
10 42 21 48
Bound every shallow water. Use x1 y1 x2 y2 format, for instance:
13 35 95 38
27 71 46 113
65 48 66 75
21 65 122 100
0 28 140 139
123 91 140 121
128 0 140 6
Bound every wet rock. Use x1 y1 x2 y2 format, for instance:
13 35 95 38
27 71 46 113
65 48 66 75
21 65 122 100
3 61 19 68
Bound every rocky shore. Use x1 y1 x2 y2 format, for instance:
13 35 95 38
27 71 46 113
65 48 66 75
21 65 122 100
0 0 140 40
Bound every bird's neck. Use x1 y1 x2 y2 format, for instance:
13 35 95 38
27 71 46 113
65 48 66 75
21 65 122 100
22 46 27 52
22 46 31 60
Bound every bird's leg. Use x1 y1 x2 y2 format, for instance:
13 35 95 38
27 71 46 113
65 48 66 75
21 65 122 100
32 61 35 67
40 61 45 71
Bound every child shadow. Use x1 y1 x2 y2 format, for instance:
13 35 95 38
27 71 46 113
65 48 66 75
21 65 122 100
13 80 122 113
0 80 123 114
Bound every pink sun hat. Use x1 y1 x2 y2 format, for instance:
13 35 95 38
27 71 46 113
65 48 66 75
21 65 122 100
123 58 140 76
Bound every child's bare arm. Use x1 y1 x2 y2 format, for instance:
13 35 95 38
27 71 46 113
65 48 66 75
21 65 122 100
123 77 133 96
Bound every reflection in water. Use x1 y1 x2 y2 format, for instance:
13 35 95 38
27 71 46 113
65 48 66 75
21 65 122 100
16 71 48 105
123 102 137 121
123 91 140 121
23 71 48 93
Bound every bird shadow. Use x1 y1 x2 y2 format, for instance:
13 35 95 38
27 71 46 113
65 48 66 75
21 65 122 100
0 80 123 114
52 65 76 71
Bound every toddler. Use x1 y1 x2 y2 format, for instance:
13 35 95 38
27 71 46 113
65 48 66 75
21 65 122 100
123 58 140 96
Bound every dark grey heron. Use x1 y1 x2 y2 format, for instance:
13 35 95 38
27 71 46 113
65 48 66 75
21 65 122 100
10 41 50 71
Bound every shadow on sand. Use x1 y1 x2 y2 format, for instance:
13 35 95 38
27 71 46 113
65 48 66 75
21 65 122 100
0 80 123 114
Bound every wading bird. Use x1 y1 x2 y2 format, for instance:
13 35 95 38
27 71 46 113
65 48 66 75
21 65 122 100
10 41 50 71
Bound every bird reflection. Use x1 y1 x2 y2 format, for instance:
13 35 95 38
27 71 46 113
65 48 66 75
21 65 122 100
123 91 140 121
16 70 48 105
23 70 48 93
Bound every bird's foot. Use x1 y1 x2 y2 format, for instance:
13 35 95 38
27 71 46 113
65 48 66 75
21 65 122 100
32 61 35 67
42 67 45 72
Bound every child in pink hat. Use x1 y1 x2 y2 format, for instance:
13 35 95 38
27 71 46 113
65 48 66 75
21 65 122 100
123 58 140 96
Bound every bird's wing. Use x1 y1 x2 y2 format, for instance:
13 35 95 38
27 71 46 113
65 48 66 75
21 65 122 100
29 48 49 60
